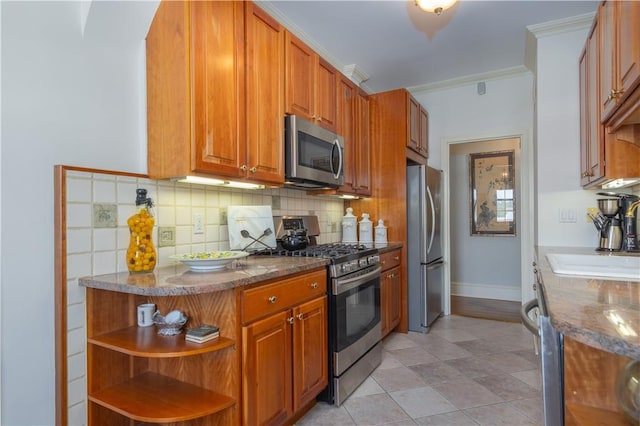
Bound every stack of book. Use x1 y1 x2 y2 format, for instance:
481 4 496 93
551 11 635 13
185 324 219 344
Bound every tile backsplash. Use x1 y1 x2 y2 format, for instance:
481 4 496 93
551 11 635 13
64 169 345 424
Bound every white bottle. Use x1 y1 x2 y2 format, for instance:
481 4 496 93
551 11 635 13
359 213 373 248
375 219 388 247
342 207 357 244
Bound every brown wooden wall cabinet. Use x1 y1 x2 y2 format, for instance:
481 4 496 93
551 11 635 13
579 0 640 188
336 75 372 196
285 31 337 132
408 94 429 163
564 336 636 425
380 249 402 338
146 1 284 186
240 269 328 425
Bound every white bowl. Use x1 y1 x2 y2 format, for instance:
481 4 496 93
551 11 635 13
170 251 250 272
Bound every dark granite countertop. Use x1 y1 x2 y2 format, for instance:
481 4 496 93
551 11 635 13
78 256 329 296
376 242 403 253
536 246 640 360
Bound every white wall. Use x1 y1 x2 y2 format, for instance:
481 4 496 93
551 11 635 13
1 2 158 423
412 73 534 303
534 27 601 247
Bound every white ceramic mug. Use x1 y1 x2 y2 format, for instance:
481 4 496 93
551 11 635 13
137 303 155 327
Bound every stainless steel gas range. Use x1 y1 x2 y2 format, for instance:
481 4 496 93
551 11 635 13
257 215 382 405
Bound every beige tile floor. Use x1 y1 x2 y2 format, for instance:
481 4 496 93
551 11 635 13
298 315 543 425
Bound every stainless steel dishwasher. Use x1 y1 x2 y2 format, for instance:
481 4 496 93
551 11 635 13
521 259 564 426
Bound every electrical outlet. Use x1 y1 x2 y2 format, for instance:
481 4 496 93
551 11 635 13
158 226 176 247
193 212 204 235
586 207 599 222
220 208 227 225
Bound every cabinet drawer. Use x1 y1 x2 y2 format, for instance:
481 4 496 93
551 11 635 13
380 250 401 271
241 269 327 324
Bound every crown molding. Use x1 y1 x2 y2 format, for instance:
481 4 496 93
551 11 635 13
526 11 595 39
408 65 531 94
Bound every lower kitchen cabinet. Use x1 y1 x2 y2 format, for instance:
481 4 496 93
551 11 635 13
86 288 239 425
241 270 328 425
564 336 637 425
380 249 402 338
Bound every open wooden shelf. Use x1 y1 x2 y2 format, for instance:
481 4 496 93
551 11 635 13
89 326 234 357
89 372 235 423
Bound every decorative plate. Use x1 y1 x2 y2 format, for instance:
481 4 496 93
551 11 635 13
170 251 250 272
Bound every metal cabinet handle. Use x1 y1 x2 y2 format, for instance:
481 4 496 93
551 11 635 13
310 282 318 289
240 164 248 172
317 117 323 122
311 114 317 120
381 260 386 265
532 261 537 267
250 166 257 174
268 296 277 304
394 256 400 261
288 317 294 324
533 268 538 274
297 313 304 321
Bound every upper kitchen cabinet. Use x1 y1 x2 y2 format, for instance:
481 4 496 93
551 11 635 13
599 0 640 126
579 2 640 189
285 31 338 133
146 1 284 185
336 75 371 196
408 96 429 162
579 19 603 186
244 2 286 184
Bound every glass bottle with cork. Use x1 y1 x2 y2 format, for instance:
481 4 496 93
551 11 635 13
126 188 156 273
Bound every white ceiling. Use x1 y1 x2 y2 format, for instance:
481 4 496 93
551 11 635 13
262 0 599 93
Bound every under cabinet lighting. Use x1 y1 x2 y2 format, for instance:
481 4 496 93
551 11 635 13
339 194 360 200
172 176 265 189
601 178 640 189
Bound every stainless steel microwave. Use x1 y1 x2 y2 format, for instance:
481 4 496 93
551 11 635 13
284 115 345 189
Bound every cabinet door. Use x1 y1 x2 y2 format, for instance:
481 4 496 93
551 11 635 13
388 267 402 332
285 32 315 121
586 23 603 183
418 106 429 158
337 75 357 193
617 1 640 101
245 3 285 184
355 90 371 195
292 297 328 411
243 311 292 426
408 96 420 152
599 1 617 121
191 1 245 177
381 266 401 338
579 48 590 186
316 58 338 132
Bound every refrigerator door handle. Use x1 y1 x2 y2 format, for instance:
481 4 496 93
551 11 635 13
420 265 428 329
426 185 436 257
424 261 444 270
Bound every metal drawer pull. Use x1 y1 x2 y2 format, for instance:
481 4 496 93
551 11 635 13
297 313 304 320
268 296 277 304
310 282 318 289
394 256 399 261
288 317 294 324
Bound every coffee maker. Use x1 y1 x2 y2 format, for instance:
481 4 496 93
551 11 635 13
597 192 640 252
594 197 623 251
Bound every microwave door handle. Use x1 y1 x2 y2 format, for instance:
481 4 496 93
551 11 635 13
332 138 343 179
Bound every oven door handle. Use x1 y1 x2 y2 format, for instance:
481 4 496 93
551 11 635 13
334 266 381 295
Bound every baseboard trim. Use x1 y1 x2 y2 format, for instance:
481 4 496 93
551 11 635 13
451 295 521 323
451 281 521 302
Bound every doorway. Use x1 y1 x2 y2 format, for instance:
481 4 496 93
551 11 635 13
442 134 534 322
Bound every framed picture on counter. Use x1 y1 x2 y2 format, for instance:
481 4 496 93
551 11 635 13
469 150 516 236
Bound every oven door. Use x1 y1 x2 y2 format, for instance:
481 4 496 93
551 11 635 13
331 266 381 376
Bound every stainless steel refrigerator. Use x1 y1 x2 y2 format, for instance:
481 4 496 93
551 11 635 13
407 165 444 332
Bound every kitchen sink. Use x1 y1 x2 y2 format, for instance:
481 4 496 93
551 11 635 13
546 253 640 281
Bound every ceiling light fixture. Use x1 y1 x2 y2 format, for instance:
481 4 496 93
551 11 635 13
414 0 457 16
